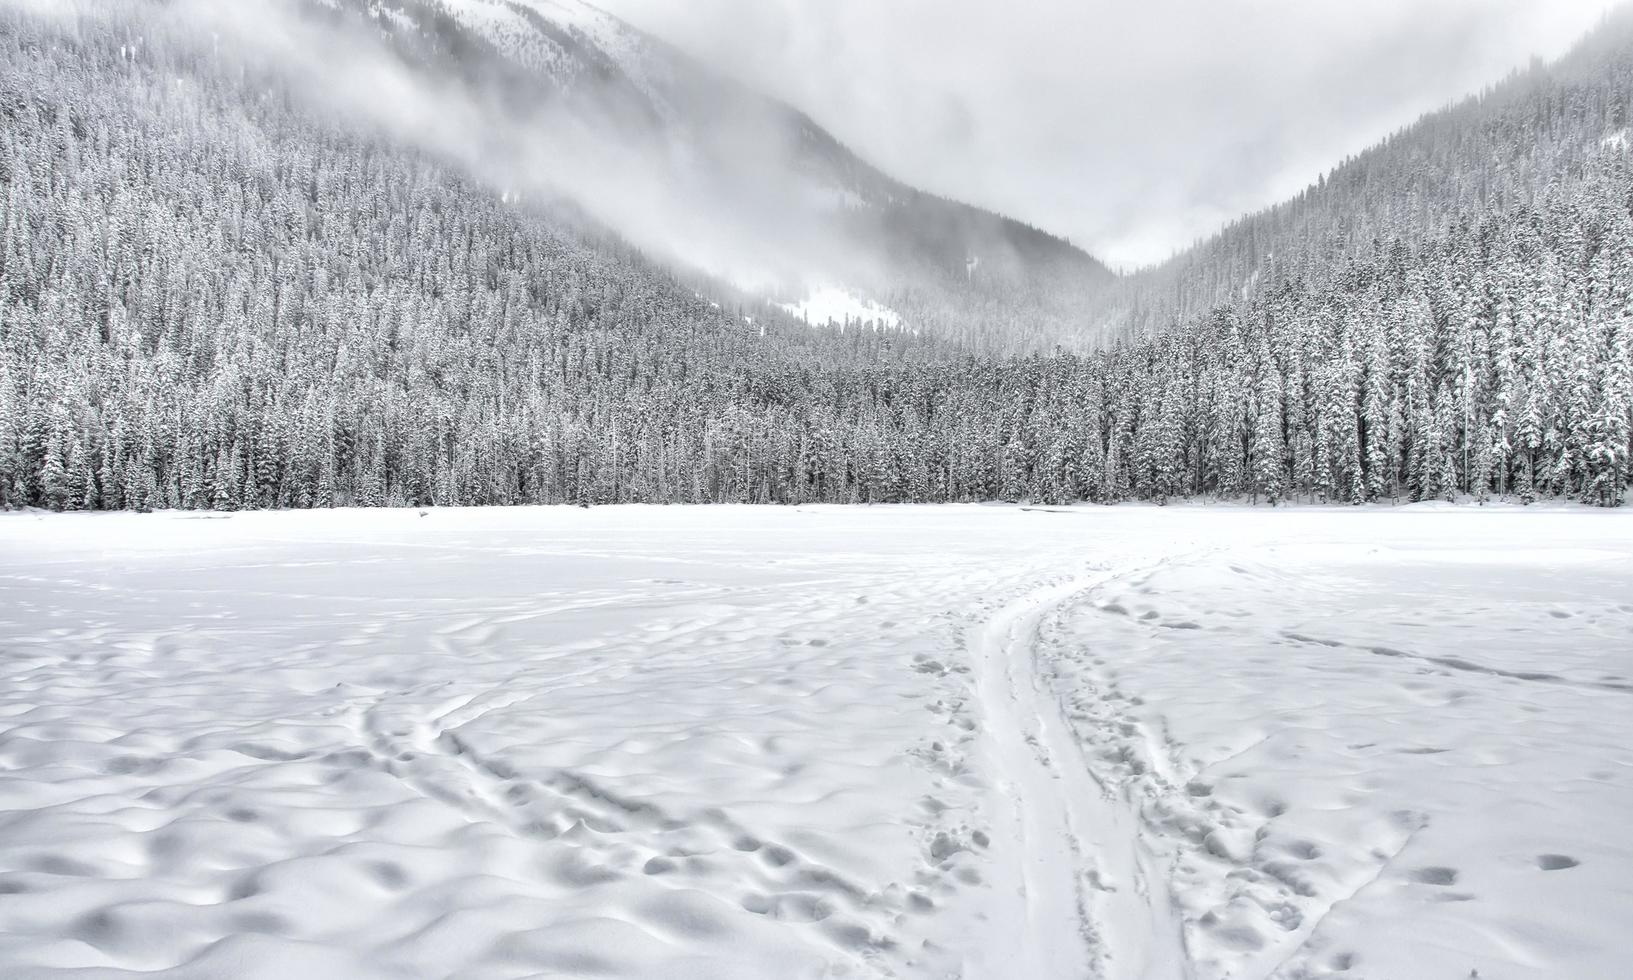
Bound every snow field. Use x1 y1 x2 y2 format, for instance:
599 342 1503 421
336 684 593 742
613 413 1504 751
0 504 1628 979
778 287 903 329
1038 529 1633 978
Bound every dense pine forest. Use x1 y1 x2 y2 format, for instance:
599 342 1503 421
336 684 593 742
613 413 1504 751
1 2 1630 510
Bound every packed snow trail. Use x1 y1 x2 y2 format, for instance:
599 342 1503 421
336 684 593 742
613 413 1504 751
966 563 1192 980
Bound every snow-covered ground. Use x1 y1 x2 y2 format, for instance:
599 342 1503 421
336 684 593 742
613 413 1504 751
0 505 1628 979
779 287 902 329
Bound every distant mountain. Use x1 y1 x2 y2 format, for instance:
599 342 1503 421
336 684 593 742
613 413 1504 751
312 0 1113 349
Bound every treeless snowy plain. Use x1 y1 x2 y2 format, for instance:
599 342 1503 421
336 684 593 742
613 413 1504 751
0 504 1629 979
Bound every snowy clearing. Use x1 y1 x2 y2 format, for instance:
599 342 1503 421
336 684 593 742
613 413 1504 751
778 287 902 329
0 505 1629 979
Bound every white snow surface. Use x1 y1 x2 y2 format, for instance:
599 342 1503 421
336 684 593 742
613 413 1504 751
0 504 1629 979
779 287 902 329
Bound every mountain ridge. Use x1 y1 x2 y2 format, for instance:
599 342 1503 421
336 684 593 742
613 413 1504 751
313 0 1113 349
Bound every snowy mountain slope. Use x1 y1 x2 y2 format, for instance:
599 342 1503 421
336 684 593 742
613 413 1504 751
1092 5 1633 339
315 0 1111 347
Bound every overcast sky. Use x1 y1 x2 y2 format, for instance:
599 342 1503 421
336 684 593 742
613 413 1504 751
599 0 1620 269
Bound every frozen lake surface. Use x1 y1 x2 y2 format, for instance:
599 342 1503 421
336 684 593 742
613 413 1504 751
1 504 1629 979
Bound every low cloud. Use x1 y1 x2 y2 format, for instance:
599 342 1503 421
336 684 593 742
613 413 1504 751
603 0 1620 268
162 0 877 295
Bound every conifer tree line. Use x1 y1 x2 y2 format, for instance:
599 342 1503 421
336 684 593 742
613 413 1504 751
1 6 1630 510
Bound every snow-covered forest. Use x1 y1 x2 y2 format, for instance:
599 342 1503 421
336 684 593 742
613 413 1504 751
1 1 1631 513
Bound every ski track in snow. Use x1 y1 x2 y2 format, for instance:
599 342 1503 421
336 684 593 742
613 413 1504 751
966 557 1201 980
0 505 1630 979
